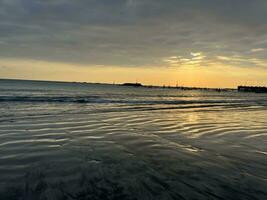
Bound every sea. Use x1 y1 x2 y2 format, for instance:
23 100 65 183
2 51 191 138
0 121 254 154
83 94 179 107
0 79 266 200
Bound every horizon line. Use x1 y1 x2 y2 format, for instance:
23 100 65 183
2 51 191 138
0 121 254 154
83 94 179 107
0 77 243 90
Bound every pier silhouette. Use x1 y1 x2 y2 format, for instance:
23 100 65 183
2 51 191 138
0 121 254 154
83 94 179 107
238 86 267 93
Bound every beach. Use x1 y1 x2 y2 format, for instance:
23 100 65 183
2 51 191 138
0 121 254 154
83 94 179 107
0 79 266 200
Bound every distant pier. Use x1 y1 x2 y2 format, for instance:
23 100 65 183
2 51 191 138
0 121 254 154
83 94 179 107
238 86 267 93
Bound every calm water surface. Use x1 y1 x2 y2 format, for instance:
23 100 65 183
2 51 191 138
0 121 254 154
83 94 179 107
0 79 266 200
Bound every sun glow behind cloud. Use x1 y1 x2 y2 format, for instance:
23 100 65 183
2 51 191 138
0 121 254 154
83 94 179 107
163 52 206 67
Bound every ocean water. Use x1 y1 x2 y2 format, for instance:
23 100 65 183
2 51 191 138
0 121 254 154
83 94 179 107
0 79 266 200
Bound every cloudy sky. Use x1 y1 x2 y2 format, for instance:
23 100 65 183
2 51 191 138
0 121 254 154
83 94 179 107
0 0 267 87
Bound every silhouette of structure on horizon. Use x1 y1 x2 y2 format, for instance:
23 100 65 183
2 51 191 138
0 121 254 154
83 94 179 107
122 83 143 87
238 86 267 93
120 82 233 92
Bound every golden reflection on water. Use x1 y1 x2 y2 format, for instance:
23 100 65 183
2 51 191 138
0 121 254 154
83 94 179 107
187 112 199 123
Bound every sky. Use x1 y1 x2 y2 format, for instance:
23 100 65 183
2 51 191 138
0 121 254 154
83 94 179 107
0 0 267 87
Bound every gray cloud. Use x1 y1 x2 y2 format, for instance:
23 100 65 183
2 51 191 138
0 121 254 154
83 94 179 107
0 0 267 67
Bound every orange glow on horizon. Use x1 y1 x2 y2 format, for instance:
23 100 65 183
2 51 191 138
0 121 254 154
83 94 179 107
1 58 267 88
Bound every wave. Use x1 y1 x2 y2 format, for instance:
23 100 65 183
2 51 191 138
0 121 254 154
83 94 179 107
0 95 266 107
0 95 104 103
